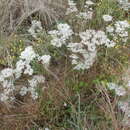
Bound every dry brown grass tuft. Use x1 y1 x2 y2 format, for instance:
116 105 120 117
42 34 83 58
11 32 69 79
0 0 67 37
0 101 39 130
96 84 130 130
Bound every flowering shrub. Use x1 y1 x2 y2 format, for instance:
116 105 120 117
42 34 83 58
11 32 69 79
47 19 129 70
0 46 51 102
0 0 129 105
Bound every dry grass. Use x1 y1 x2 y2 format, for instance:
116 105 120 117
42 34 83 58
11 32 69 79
96 84 130 130
0 102 39 129
0 0 67 37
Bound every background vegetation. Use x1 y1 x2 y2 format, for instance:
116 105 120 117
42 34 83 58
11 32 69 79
0 0 130 130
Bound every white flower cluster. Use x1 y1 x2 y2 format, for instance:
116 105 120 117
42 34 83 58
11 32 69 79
1 68 14 79
66 0 78 15
0 79 14 102
76 11 93 20
117 0 130 11
49 22 118 70
39 55 51 67
0 68 15 102
15 46 36 78
85 0 94 7
106 20 130 43
0 46 51 102
20 75 45 100
67 42 97 70
15 46 51 78
114 20 130 41
79 29 116 48
48 23 73 47
69 50 97 70
118 100 130 126
118 101 130 114
67 29 116 70
28 20 43 38
45 128 50 130
102 15 113 22
107 82 126 96
76 0 94 20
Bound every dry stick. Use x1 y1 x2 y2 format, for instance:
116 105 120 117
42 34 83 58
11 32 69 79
44 66 60 81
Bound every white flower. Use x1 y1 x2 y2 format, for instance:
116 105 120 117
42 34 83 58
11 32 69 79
28 75 45 88
79 30 95 41
49 23 73 47
33 75 45 83
107 82 126 96
20 86 28 96
79 29 114 47
102 15 113 22
66 0 78 15
87 44 96 52
67 43 85 53
85 0 94 5
14 60 26 78
31 90 38 100
57 23 73 39
115 20 130 32
28 28 35 38
70 54 79 59
71 50 97 70
0 45 48 102
31 20 42 30
28 78 38 88
24 64 33 75
1 68 14 78
20 46 36 63
71 59 78 65
107 82 118 90
118 101 129 112
115 21 129 33
70 54 79 64
105 41 116 48
106 20 130 44
48 30 59 37
28 20 42 38
2 80 13 89
50 37 63 47
0 75 4 82
119 31 128 37
64 102 67 107
45 128 50 130
106 26 114 33
68 29 116 70
77 11 93 20
115 86 126 96
39 55 51 67
28 75 45 100
0 79 14 102
0 93 9 102
118 0 130 11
